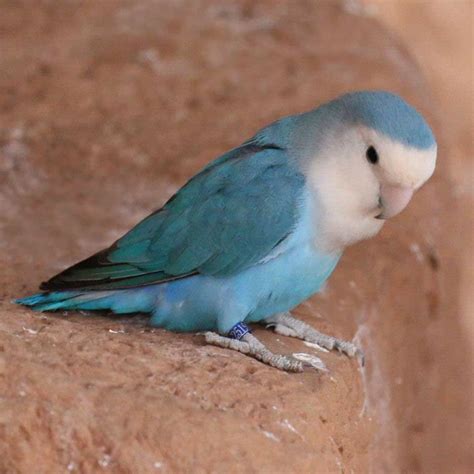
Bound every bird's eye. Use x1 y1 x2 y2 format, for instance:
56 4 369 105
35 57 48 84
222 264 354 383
366 146 379 164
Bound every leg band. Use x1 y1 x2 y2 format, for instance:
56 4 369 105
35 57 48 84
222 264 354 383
228 322 251 340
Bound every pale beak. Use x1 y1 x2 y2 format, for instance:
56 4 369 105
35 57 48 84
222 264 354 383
376 184 414 219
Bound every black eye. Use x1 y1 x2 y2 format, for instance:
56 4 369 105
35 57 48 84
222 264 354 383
366 146 379 164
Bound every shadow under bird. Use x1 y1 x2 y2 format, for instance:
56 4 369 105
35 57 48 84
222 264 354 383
17 91 437 372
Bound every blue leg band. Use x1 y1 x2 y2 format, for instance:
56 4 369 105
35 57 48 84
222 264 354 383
228 322 251 340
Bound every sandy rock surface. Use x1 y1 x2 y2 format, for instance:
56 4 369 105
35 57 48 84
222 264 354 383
0 1 470 473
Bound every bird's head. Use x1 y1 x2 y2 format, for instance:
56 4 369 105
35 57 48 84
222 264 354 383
301 91 437 250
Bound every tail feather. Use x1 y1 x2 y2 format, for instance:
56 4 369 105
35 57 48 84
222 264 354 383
15 292 81 311
15 287 157 314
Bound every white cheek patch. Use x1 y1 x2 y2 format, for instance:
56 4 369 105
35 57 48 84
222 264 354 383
362 127 437 188
307 130 384 251
305 125 436 252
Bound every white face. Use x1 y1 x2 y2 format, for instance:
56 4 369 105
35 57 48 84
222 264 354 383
307 124 437 252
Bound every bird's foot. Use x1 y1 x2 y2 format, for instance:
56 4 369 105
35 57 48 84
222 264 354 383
204 331 305 372
265 312 364 365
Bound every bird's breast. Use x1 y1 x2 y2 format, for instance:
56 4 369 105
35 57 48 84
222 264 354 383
242 243 341 321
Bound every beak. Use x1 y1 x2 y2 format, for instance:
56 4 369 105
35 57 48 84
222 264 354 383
376 184 414 219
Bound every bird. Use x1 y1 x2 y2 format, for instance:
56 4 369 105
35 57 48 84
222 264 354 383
16 91 437 372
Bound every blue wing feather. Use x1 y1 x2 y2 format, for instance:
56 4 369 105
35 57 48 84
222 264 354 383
41 141 306 290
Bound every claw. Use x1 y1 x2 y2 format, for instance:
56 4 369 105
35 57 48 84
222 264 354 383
264 312 363 364
292 352 328 372
205 331 304 372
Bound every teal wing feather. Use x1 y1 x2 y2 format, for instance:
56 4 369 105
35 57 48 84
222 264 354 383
41 142 306 291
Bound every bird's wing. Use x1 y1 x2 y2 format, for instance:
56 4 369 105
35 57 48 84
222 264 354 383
41 142 306 291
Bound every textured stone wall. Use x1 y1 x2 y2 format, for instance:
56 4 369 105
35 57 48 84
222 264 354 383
0 1 470 472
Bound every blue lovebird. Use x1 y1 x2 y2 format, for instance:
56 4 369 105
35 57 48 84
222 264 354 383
17 91 437 372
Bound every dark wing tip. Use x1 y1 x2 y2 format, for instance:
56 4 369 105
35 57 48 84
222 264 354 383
39 280 52 291
39 248 113 291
